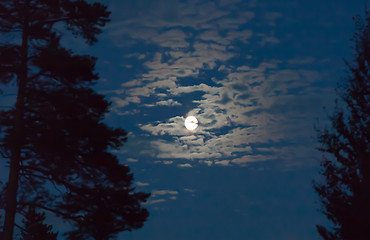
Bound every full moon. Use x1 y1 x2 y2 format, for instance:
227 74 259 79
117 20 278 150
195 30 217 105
185 116 198 131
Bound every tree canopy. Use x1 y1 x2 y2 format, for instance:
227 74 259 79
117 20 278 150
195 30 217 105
20 207 58 240
314 11 370 240
0 1 150 239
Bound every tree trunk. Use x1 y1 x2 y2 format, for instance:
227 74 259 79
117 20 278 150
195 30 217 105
3 1 29 239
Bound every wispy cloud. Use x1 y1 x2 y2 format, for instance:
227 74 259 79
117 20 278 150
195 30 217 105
136 181 150 187
183 188 196 193
144 99 182 107
152 190 179 197
104 0 334 168
144 199 166 205
215 160 231 166
177 163 192 168
127 158 139 163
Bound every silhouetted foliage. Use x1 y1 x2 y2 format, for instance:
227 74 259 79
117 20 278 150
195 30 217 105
314 11 370 240
0 1 150 239
20 207 58 240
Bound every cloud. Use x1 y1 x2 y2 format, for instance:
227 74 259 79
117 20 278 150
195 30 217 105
151 29 190 48
111 96 141 108
140 116 186 136
136 181 150 186
146 189 180 205
257 33 280 46
201 160 213 166
103 0 334 168
177 163 192 168
144 199 166 205
152 190 179 197
111 109 140 116
143 127 253 160
127 158 139 162
121 79 142 87
144 99 182 107
134 58 324 166
231 155 274 166
183 188 196 193
215 160 231 166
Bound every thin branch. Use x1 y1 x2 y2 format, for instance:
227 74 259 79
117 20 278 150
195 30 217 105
14 223 26 232
31 17 72 28
28 70 46 81
19 201 83 222
21 165 69 194
20 171 50 181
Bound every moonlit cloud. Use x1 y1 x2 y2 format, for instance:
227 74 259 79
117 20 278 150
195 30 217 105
136 181 150 186
231 155 275 166
145 189 179 205
127 158 139 163
183 188 196 193
144 99 182 107
215 160 231 166
144 199 166 205
152 190 179 197
111 96 141 108
104 0 338 168
177 163 192 168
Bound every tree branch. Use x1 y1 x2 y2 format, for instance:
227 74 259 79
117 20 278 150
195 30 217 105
31 17 72 28
28 70 46 81
18 201 83 222
14 223 26 232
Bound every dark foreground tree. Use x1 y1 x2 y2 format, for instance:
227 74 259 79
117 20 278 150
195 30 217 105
0 1 149 239
20 207 58 240
314 11 370 240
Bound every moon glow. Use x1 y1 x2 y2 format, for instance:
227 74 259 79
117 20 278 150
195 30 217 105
185 116 198 131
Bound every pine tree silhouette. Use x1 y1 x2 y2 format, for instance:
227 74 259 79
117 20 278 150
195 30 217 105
0 1 150 239
314 11 370 240
20 207 58 240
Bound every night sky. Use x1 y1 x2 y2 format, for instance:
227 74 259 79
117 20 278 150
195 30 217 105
1 0 368 239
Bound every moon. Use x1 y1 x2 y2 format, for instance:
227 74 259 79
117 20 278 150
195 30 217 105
185 116 198 131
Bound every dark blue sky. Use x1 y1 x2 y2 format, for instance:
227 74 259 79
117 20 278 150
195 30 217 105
87 1 366 239
1 0 368 239
72 0 365 239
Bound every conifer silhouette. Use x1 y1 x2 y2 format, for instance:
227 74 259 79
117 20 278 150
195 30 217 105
20 207 58 240
0 1 150 239
314 11 370 240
